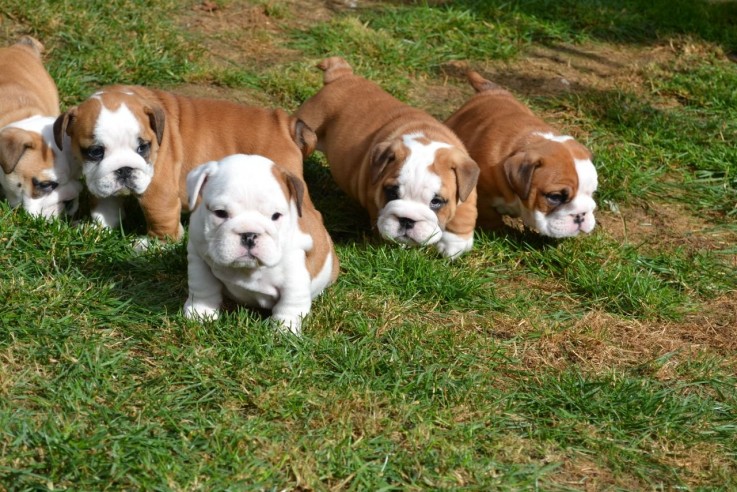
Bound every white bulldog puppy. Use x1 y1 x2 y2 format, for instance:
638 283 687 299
184 154 339 334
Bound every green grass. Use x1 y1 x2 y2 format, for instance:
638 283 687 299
2 0 737 489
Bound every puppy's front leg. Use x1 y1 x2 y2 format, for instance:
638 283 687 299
91 195 126 229
139 182 184 240
184 242 224 320
436 190 478 259
270 251 313 335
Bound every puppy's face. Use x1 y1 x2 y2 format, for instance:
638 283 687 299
0 120 82 218
504 138 597 237
372 133 478 246
54 88 164 199
188 155 303 270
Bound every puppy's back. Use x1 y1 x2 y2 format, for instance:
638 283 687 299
0 36 59 126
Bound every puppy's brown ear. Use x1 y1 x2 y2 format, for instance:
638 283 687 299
144 106 165 145
53 107 77 150
451 151 480 202
0 127 35 174
504 151 540 200
186 161 219 211
284 172 305 218
291 117 317 158
370 140 407 185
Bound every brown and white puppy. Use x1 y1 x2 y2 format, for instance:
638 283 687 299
445 71 598 238
184 154 339 334
0 36 81 218
295 57 479 259
53 85 316 239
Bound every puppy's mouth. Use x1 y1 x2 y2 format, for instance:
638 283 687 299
231 251 263 268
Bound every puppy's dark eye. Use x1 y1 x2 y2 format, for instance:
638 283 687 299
213 209 229 219
429 195 447 211
32 178 59 193
84 145 105 161
136 140 151 157
384 185 400 202
271 212 282 221
545 191 568 206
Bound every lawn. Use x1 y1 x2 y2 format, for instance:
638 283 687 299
1 0 735 490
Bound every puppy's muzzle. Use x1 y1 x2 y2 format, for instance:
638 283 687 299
241 232 259 249
398 217 415 231
115 166 134 181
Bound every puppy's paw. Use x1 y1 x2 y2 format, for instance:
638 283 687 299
436 231 473 260
132 236 153 253
183 298 220 321
270 314 303 336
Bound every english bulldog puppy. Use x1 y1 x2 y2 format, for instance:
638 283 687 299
295 57 479 259
53 85 316 239
445 71 598 238
0 36 81 218
184 154 339 334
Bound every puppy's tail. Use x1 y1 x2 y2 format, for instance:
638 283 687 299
467 70 502 93
317 56 354 84
15 36 45 57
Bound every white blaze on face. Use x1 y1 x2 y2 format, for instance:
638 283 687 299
532 131 573 144
85 101 153 197
376 133 448 246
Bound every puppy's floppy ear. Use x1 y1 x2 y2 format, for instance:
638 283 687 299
284 171 305 218
187 161 219 211
144 105 165 146
53 107 77 150
370 140 406 184
504 151 541 200
0 127 36 174
291 117 317 158
450 150 480 202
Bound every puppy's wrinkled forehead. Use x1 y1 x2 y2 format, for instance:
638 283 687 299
394 134 448 191
207 158 286 204
75 91 148 141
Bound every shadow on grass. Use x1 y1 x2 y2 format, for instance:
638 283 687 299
452 0 737 52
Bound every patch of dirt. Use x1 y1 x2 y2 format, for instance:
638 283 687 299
180 0 334 71
598 202 737 258
519 298 737 377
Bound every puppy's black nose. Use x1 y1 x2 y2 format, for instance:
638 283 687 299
241 232 259 248
115 167 133 180
63 199 76 212
573 213 585 225
398 217 415 230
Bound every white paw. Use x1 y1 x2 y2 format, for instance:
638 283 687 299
132 236 153 253
183 298 220 321
270 314 303 335
435 230 473 259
